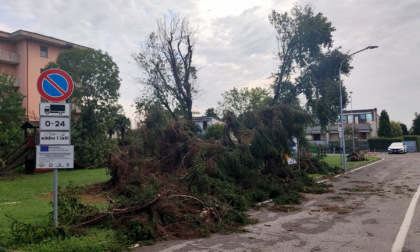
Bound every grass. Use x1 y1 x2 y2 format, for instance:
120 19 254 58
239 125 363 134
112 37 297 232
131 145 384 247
322 155 381 170
0 167 111 250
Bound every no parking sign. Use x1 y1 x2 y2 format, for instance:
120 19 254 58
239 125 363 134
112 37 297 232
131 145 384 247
37 69 74 102
36 69 74 227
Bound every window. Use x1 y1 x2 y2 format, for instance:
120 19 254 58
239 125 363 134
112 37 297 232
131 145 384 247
313 134 321 141
359 132 367 140
203 121 208 130
359 114 367 124
40 46 48 58
348 115 354 124
366 113 373 122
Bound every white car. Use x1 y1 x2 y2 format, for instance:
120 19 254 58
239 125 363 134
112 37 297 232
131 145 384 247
388 142 408 154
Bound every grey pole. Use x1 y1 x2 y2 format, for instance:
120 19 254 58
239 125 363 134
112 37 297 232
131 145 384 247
53 168 58 227
350 91 355 153
339 46 378 172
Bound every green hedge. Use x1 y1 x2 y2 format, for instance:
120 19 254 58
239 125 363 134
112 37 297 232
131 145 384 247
368 137 403 151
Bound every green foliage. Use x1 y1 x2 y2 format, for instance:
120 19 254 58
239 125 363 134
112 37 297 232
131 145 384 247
17 229 121 252
45 48 121 167
203 124 224 140
204 108 219 119
136 104 171 157
115 219 155 245
400 123 409 135
390 121 403 138
299 49 350 128
217 87 271 118
0 72 26 158
109 113 131 145
241 105 311 173
269 4 347 128
118 173 161 206
378 110 392 137
412 112 420 135
52 183 99 225
274 192 302 205
304 156 341 175
71 120 113 167
368 137 403 150
8 216 71 246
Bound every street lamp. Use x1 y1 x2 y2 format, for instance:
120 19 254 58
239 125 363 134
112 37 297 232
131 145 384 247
350 91 355 153
339 46 378 172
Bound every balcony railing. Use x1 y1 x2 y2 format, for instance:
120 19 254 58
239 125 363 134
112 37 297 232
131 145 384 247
0 50 20 64
307 123 371 133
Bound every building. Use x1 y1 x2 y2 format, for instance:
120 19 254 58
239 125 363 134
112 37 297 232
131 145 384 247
306 108 379 148
0 29 88 120
193 116 223 132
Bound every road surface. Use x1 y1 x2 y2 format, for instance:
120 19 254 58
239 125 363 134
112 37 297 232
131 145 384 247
135 152 420 252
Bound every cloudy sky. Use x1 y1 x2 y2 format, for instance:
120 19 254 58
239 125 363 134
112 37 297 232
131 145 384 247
1 0 419 127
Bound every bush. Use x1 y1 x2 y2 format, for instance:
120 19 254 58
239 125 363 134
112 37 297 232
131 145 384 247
204 124 224 140
368 137 403 151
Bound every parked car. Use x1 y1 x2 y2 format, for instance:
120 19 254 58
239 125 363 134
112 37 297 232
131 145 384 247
388 142 408 154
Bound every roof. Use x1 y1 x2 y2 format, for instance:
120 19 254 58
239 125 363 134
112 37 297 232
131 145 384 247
343 108 377 114
0 29 90 50
21 121 39 129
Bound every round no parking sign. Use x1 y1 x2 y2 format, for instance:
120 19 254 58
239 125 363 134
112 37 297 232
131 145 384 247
37 69 74 102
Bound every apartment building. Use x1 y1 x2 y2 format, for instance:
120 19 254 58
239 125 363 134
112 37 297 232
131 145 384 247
0 30 88 120
306 108 379 146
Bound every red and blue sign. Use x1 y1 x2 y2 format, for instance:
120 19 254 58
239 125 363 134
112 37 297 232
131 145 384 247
37 69 74 102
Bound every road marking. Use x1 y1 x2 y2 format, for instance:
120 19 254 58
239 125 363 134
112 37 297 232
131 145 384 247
348 159 384 173
392 184 420 252
317 159 384 183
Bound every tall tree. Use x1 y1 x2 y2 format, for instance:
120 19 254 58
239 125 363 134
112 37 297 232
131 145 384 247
390 121 403 138
45 48 121 166
412 112 420 135
378 110 392 138
400 123 409 135
204 108 219 119
269 4 351 128
0 73 26 158
134 12 198 120
112 113 131 147
217 87 271 118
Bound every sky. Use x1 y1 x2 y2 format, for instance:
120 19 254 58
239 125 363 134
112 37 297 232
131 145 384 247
1 0 419 128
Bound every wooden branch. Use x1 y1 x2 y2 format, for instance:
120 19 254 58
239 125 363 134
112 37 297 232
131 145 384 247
73 212 109 228
166 194 205 208
113 194 162 215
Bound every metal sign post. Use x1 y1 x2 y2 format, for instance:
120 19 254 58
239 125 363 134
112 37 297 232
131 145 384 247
36 69 74 227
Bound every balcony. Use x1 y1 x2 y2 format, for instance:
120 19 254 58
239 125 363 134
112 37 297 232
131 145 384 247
355 123 371 132
0 50 20 64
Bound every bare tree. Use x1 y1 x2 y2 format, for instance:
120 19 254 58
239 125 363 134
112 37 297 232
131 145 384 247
134 12 198 120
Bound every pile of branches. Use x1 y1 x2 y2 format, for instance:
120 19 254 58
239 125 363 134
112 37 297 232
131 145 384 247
347 152 367 162
59 105 333 244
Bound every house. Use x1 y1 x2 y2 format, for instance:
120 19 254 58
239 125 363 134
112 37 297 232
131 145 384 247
0 29 89 120
306 108 379 147
193 116 223 132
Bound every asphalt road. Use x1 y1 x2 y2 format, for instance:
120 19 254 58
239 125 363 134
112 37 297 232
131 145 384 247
135 152 420 252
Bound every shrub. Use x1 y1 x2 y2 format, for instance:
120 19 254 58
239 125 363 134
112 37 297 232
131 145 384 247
368 137 403 150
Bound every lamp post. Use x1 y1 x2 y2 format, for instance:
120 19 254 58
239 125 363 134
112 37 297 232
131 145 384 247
339 46 378 172
350 91 355 153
